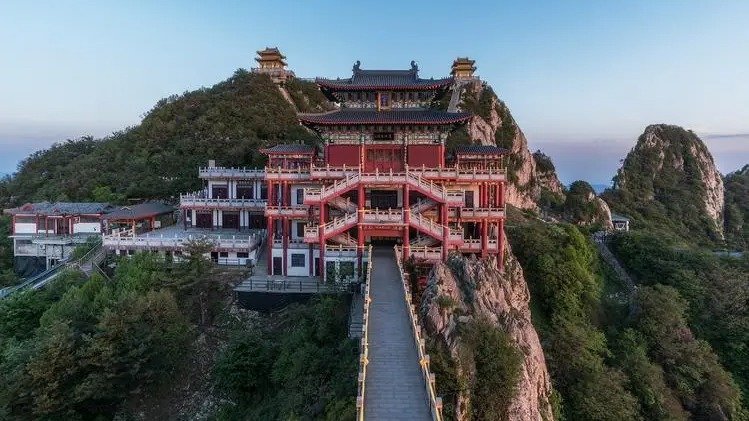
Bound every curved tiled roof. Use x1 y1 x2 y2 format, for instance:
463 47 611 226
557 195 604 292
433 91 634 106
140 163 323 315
317 64 453 91
299 109 471 126
102 203 175 221
4 202 112 216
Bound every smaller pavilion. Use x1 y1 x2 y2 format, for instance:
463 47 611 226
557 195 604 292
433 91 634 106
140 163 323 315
252 47 295 84
102 203 176 236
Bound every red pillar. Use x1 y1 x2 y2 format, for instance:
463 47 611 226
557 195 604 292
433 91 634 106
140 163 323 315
266 216 273 275
441 203 449 260
499 218 505 268
357 184 365 277
481 219 488 258
499 181 505 207
282 218 289 276
403 183 410 261
319 201 326 280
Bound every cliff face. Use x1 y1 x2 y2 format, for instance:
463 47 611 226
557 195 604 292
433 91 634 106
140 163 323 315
421 250 554 420
456 80 564 209
605 124 725 243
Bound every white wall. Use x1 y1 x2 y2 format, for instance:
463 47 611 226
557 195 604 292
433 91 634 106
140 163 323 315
14 223 37 234
73 222 101 234
271 247 321 277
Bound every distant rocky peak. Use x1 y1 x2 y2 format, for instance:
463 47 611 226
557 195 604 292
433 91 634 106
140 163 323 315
612 124 725 239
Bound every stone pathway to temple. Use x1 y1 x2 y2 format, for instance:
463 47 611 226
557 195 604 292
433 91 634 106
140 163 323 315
363 247 431 420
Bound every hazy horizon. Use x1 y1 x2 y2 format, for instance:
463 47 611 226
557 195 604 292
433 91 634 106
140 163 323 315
1 1 748 184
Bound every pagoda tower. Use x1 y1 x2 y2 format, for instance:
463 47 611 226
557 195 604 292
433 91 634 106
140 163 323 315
451 57 477 80
252 47 295 84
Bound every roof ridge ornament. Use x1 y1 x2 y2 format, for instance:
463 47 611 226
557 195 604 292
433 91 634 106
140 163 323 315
410 60 418 73
353 60 361 74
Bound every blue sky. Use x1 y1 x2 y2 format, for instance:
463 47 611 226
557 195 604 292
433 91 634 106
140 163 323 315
1 0 748 183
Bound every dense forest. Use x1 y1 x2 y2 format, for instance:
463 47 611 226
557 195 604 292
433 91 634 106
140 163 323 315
0 252 356 419
0 71 328 204
725 165 749 249
508 220 747 420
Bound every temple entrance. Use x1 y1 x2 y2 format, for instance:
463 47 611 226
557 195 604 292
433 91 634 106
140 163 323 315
223 212 240 229
195 212 212 228
365 148 403 172
211 185 228 199
369 236 399 246
272 257 282 276
370 190 398 209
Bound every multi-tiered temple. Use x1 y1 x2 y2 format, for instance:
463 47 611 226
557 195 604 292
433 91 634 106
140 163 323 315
102 53 507 281
265 60 507 278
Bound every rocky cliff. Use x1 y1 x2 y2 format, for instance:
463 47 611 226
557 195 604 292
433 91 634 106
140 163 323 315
450 80 564 209
562 180 613 229
604 124 725 243
421 250 554 420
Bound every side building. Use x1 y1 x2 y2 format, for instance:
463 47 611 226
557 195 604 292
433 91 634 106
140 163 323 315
4 202 112 275
103 162 266 266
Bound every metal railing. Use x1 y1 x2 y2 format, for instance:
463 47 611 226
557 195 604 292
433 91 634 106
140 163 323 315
356 245 373 421
393 246 443 420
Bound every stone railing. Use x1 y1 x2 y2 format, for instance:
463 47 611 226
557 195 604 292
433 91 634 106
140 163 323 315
309 164 506 183
264 205 308 218
406 245 443 261
180 191 266 209
199 166 265 179
394 245 443 420
103 232 262 251
355 245 373 421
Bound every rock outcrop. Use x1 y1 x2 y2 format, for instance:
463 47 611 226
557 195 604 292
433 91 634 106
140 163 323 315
562 180 614 229
606 124 725 241
724 164 749 248
453 80 564 209
421 249 554 420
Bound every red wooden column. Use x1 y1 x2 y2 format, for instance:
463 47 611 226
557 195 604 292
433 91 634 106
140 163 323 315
403 183 410 261
266 215 273 274
319 201 326 280
441 203 449 260
498 217 505 268
481 218 488 258
357 183 365 277
267 181 274 207
499 181 505 208
309 243 314 276
282 218 289 276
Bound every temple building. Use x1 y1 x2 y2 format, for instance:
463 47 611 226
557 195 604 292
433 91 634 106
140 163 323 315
267 60 506 278
4 202 113 275
451 57 477 80
251 47 295 84
102 54 506 282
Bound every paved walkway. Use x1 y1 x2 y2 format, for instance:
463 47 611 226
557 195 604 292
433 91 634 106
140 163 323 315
364 248 431 420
